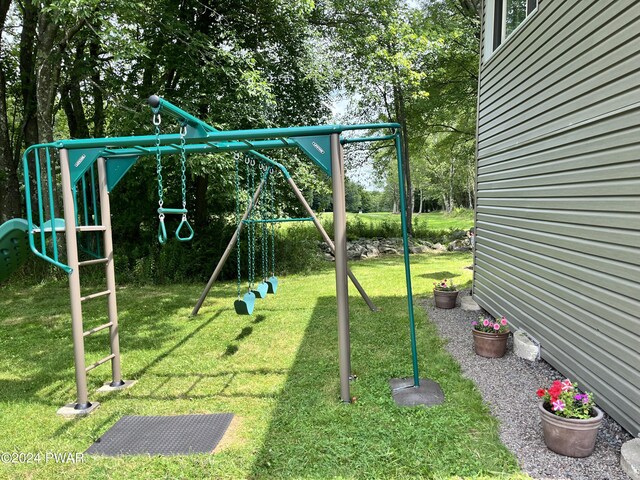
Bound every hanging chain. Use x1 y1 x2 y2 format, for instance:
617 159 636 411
154 112 164 220
260 168 268 281
249 160 256 289
270 171 276 276
235 153 241 298
179 124 188 222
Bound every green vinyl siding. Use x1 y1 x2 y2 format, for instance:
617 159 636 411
475 0 640 436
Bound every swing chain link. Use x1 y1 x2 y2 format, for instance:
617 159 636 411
270 174 276 276
179 124 188 222
154 113 164 220
249 162 256 290
235 153 241 298
260 171 267 281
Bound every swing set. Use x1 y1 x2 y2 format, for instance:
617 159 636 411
1 95 430 415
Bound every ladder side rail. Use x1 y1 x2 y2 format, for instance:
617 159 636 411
60 147 91 409
97 156 124 387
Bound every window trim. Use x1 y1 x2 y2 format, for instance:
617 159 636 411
484 0 538 62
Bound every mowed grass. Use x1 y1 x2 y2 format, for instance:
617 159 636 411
0 252 524 479
317 210 475 232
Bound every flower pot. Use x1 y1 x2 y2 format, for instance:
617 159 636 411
433 289 458 309
472 329 509 358
538 401 603 457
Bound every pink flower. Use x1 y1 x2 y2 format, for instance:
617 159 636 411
483 319 490 327
493 323 500 330
561 379 573 392
552 399 565 411
500 317 507 326
471 321 478 326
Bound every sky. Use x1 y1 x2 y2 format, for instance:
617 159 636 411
327 95 382 191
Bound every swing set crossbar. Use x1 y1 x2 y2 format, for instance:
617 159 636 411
242 217 313 224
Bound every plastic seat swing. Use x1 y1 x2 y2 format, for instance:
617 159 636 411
234 155 258 314
251 163 271 299
152 109 194 244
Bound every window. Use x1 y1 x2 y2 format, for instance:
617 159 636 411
484 0 537 61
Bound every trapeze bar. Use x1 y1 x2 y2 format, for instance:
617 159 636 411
158 207 188 215
242 217 314 224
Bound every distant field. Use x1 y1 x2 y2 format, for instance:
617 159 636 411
318 209 475 232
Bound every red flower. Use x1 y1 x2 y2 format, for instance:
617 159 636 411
548 380 563 399
536 388 546 398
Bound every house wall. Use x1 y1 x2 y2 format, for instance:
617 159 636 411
474 0 640 436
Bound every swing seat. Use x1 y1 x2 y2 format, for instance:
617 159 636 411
267 276 278 294
234 291 256 315
252 282 269 299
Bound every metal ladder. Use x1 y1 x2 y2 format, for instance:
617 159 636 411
60 152 125 410
23 144 126 412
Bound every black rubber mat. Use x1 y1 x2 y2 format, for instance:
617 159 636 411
85 413 234 456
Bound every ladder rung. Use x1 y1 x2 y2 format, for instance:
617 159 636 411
85 354 115 373
78 257 109 267
83 322 113 337
80 289 111 302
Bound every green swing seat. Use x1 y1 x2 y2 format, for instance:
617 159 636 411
0 218 30 283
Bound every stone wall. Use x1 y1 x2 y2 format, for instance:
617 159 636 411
319 236 472 261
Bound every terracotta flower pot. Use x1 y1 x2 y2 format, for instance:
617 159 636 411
538 401 603 457
472 329 509 358
433 289 458 309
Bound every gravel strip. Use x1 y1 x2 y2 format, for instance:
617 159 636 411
420 290 632 480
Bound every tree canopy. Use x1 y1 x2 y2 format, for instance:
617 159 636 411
0 0 479 280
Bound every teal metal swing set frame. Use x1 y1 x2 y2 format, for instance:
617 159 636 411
17 95 421 415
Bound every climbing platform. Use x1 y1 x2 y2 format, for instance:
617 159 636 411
0 218 30 283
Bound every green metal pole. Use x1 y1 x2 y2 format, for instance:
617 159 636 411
395 132 420 387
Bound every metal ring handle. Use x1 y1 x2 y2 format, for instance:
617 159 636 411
158 217 168 244
175 216 194 242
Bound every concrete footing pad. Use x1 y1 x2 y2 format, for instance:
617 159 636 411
57 402 100 418
621 438 640 480
389 378 444 407
96 379 137 393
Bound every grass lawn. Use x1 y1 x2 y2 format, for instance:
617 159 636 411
0 252 524 479
317 210 475 232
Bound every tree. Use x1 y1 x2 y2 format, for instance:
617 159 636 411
317 0 438 234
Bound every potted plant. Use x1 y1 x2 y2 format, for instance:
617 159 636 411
433 279 458 309
471 316 510 357
536 379 603 457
